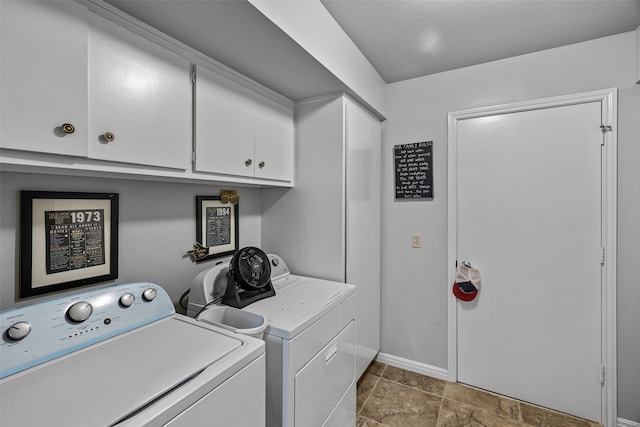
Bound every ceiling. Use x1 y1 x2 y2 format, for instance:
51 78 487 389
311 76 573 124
106 0 640 101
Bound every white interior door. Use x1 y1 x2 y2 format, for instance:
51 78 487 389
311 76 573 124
456 102 603 422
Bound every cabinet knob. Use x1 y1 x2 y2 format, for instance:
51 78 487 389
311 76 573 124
259 161 265 169
245 159 252 167
61 123 75 134
103 132 115 143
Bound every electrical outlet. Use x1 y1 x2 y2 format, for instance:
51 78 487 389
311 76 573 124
412 233 422 248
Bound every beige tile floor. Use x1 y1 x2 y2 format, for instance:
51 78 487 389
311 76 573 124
357 362 603 427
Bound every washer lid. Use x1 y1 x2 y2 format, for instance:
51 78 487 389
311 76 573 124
0 317 243 427
243 276 356 339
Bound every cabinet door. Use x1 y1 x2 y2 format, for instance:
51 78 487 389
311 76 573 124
254 97 294 182
1 1 88 156
88 14 191 169
194 65 255 177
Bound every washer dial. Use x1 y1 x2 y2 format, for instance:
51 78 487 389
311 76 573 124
67 302 93 323
119 293 135 307
6 321 31 341
142 288 157 302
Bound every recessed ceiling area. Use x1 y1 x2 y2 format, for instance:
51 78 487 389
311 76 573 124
106 0 640 100
322 0 640 83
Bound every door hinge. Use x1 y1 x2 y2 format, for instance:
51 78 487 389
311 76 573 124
191 70 196 84
191 151 196 164
600 125 612 146
600 365 605 385
600 246 605 265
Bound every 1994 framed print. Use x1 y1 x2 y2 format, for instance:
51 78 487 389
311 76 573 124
195 195 238 262
20 191 119 298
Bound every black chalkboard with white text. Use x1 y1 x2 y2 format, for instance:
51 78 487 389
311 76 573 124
394 141 433 199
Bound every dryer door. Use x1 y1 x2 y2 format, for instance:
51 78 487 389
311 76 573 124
294 321 355 426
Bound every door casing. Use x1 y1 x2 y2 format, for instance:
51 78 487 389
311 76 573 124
447 88 617 426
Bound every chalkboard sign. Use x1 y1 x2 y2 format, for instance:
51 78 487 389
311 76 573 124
394 141 433 199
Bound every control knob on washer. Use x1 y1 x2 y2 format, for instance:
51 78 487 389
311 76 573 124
6 321 31 341
67 301 93 323
119 293 135 307
142 288 157 302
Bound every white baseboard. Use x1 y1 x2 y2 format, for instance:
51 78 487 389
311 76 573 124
618 418 640 427
374 352 448 381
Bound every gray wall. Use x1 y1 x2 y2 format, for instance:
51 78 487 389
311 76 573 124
381 31 640 422
0 172 263 312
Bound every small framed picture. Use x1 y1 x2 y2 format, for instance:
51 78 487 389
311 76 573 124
19 191 119 298
195 196 239 262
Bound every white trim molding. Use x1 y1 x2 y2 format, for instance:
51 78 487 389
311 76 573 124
618 418 640 427
375 352 448 381
447 88 618 427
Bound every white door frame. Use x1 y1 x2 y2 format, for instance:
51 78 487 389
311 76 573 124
447 88 617 426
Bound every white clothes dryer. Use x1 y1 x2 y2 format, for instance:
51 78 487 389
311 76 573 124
189 254 357 427
1 282 265 427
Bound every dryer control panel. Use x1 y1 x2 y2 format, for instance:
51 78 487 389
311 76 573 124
0 282 174 379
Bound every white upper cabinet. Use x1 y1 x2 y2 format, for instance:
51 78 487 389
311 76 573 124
194 65 294 182
254 97 294 182
1 1 89 156
1 1 292 186
194 66 256 177
88 14 191 169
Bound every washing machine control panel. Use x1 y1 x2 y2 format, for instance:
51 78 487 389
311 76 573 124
0 282 174 379
268 254 290 280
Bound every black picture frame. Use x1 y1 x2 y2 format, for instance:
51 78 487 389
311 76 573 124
195 195 239 262
394 141 434 199
19 191 119 298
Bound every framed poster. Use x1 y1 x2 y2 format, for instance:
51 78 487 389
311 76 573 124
195 196 238 262
20 191 119 298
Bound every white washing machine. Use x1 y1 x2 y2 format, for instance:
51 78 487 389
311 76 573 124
1 282 265 427
188 253 357 427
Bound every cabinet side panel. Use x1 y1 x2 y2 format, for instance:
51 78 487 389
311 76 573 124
261 97 345 281
345 100 382 379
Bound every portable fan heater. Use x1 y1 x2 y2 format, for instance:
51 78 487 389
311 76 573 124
222 247 275 308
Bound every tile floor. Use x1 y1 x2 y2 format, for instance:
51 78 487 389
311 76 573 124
356 362 603 427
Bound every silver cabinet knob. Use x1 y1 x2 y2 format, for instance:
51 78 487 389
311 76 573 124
245 159 253 167
67 302 93 323
6 321 31 341
259 161 265 169
103 132 115 142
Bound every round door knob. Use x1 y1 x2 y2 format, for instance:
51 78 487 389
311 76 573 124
245 159 253 167
67 301 93 323
61 123 75 134
259 161 265 169
119 293 135 307
6 321 31 341
142 288 157 302
103 132 115 142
